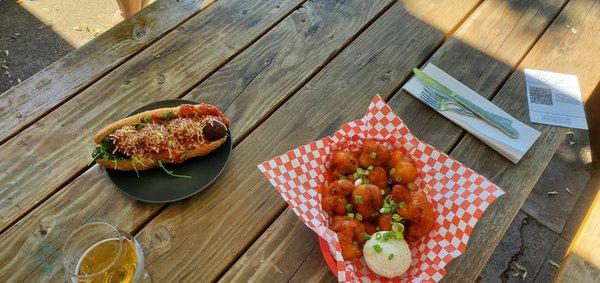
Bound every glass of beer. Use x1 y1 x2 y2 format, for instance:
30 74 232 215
62 222 151 283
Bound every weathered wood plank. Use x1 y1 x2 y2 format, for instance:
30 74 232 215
0 0 216 144
186 0 393 139
562 178 600 269
0 0 392 280
289 241 338 283
134 0 483 281
0 0 303 232
442 0 600 280
554 254 600 283
521 129 591 234
225 0 571 280
219 209 317 282
561 167 600 241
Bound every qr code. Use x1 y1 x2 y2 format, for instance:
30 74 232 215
529 86 553 105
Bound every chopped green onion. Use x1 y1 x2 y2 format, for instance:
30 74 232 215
375 233 382 240
356 168 365 175
381 231 403 241
354 195 363 204
364 233 371 240
161 111 175 120
346 213 355 220
388 253 394 260
407 182 417 190
370 152 377 159
398 201 406 210
389 168 396 176
346 203 353 212
380 199 398 214
363 170 370 176
353 172 360 179
373 244 383 253
362 178 370 184
392 214 402 222
355 213 363 221
367 165 374 171
157 161 192 178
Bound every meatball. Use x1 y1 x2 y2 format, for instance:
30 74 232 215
104 137 129 158
331 150 359 174
359 140 391 167
388 150 418 184
352 184 384 220
203 119 228 141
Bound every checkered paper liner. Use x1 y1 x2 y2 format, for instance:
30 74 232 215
258 95 505 282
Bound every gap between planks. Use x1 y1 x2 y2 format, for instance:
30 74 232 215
0 0 395 280
0 0 220 146
217 0 579 280
0 0 310 238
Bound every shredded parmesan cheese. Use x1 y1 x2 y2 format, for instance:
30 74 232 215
109 116 224 161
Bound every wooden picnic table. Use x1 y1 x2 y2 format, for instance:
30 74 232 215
0 0 598 281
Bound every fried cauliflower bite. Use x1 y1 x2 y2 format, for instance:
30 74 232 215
388 150 418 184
377 214 393 231
390 184 435 241
331 150 359 175
322 195 348 215
362 221 378 235
352 184 384 220
320 181 354 216
331 216 366 260
359 140 391 167
329 179 355 196
367 166 388 188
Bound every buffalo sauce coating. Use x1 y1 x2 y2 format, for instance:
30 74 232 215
321 140 435 261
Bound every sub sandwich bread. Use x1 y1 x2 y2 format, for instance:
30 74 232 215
92 103 229 171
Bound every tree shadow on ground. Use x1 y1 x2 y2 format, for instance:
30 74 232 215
0 1 74 93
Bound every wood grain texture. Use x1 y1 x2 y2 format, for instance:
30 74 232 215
564 181 600 268
134 0 481 281
0 0 391 280
521 129 591 234
443 0 600 280
0 167 160 282
0 0 216 144
289 242 338 283
0 0 303 232
554 253 600 283
227 0 570 280
185 0 393 139
219 209 318 282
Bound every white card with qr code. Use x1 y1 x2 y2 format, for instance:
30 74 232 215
525 69 588 129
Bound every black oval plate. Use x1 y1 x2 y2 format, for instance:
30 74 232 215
106 99 232 203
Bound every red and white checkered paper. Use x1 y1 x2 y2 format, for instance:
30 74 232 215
258 95 504 282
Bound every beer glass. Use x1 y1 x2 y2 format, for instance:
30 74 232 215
62 222 151 282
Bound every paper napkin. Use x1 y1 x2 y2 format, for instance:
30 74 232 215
403 63 541 163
